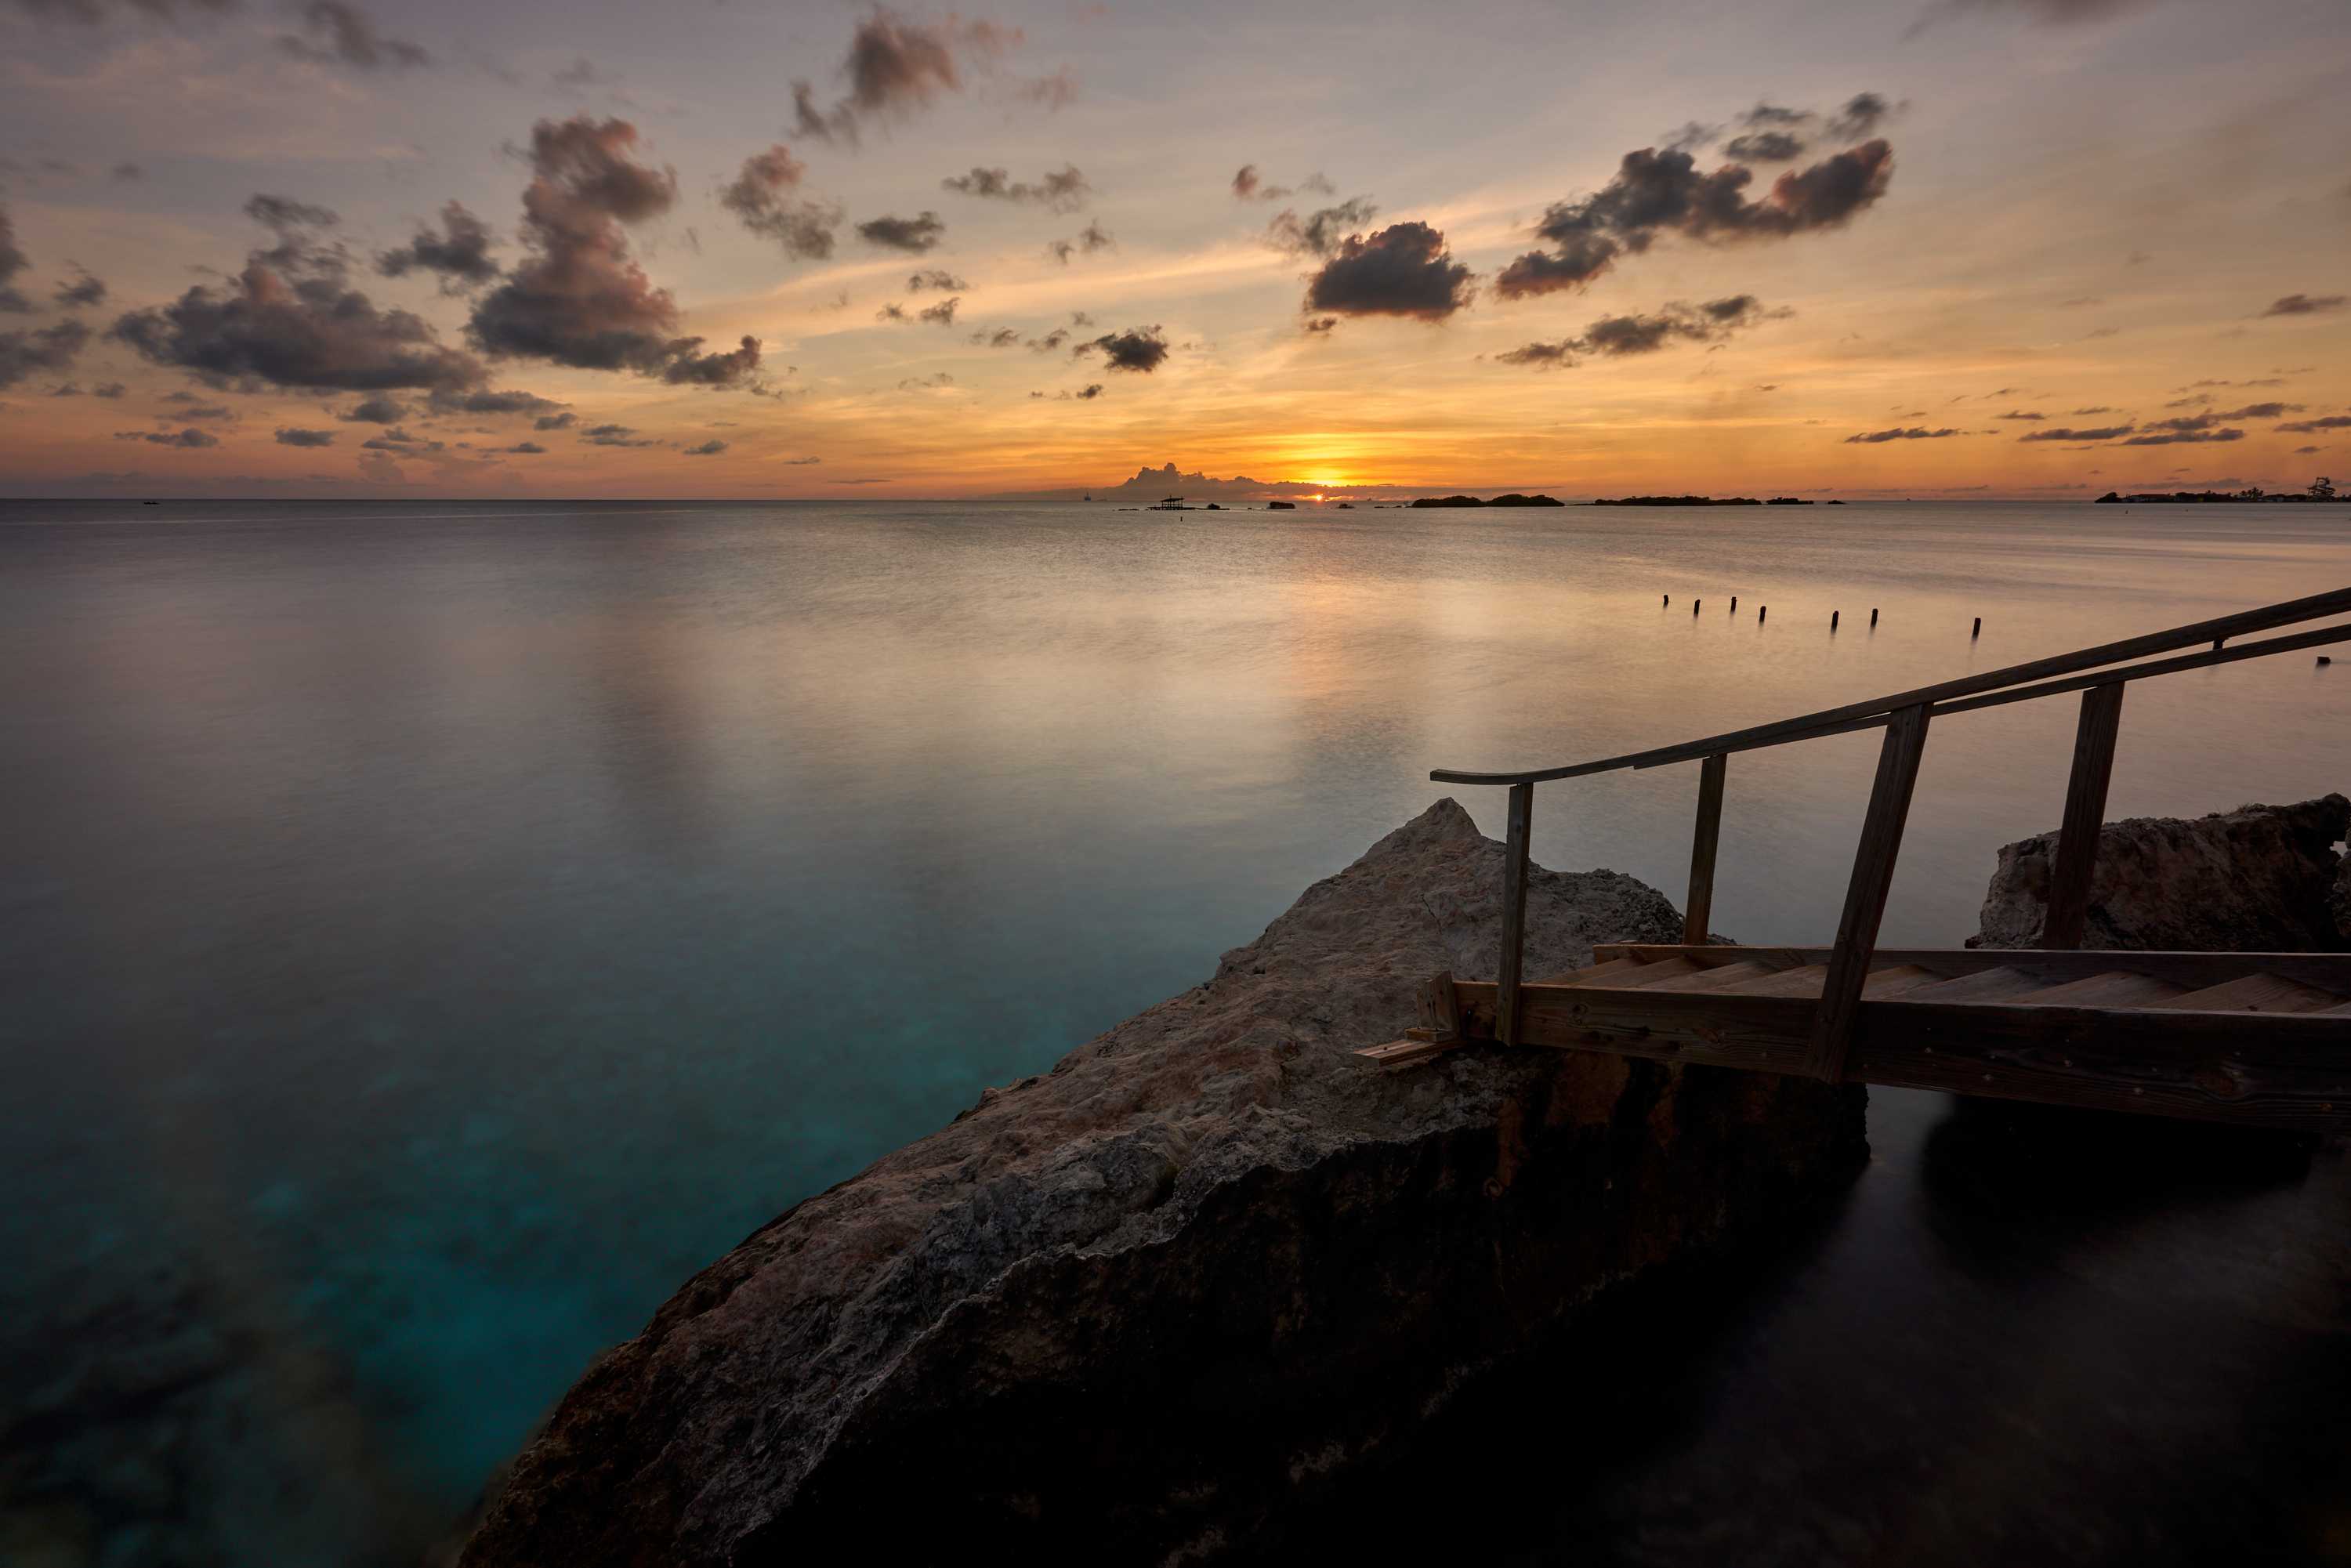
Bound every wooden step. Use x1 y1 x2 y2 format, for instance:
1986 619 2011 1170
1716 963 1830 998
2009 971 2190 1008
1885 965 2053 1004
1863 963 1949 998
1615 957 1709 987
1538 956 1654 987
2147 972 2345 1014
1626 960 1779 993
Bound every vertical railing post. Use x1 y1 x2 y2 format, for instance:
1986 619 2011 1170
1806 703 1932 1082
1497 782 1534 1045
1683 751 1727 944
2041 682 2125 951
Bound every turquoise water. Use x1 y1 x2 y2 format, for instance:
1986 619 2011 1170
1 498 2344 1561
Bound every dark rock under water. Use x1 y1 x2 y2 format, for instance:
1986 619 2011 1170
459 800 1867 1564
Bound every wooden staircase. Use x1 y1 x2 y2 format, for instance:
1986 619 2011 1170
1361 946 2351 1128
1356 588 2351 1129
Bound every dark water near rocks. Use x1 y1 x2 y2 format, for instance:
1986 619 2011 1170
1 498 2344 1563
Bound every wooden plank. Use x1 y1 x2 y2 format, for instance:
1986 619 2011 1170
1862 963 1947 998
1806 701 1933 1081
1426 970 1463 1041
1683 751 1727 944
1356 1036 1474 1068
1444 980 2351 1128
1716 963 1831 998
1638 960 1778 992
1536 956 1655 987
1496 782 1534 1046
1429 587 2351 787
2150 973 2344 1013
2042 683 2125 949
1893 965 2056 1003
1613 957 1709 987
1589 946 2351 993
2009 971 2188 1008
1844 1002 2351 1129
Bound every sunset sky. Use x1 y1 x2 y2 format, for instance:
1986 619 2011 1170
0 0 2346 499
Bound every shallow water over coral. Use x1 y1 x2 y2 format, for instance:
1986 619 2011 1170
1 498 2343 1562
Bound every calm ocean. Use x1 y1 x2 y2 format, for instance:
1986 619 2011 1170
2 498 2345 1563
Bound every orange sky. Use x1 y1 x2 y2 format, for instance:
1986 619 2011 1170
1 0 2346 499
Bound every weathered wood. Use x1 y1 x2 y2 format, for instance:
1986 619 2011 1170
1897 966 2056 1004
1806 702 1932 1081
1496 782 1534 1045
1425 970 1463 1041
1431 587 2351 787
1435 980 2351 1128
2042 682 2125 949
2012 971 2186 1008
1588 944 2351 994
1637 959 1778 992
1683 751 1727 944
2153 974 2343 1013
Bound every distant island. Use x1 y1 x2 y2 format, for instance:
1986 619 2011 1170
1407 493 1566 508
2096 480 2338 504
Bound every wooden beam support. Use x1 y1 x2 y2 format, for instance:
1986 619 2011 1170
1588 943 2351 994
1683 751 1727 945
1497 783 1534 1045
2041 682 2125 950
1434 979 2351 1129
1806 702 1932 1081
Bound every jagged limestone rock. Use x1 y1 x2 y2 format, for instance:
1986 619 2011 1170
1971 795 2349 952
460 799 1866 1565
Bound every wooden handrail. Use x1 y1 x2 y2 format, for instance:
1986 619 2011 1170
1430 587 2351 787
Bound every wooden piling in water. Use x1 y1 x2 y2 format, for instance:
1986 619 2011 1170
1871 608 1878 627
1759 605 1767 624
1832 610 1840 630
1972 617 1982 638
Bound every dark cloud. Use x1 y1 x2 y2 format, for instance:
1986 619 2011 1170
683 438 727 455
1303 316 1337 335
534 411 576 430
1825 92 1894 139
123 425 219 447
1303 221 1476 321
790 10 1014 145
1845 425 1963 443
1921 0 2174 28
897 371 954 390
1998 409 2045 420
784 455 821 465
907 268 966 292
1264 197 1378 259
0 204 34 314
1498 295 1780 365
1069 382 1103 400
52 266 107 309
0 317 89 389
2121 426 2243 445
915 297 959 327
274 426 334 446
110 161 143 180
2070 406 2113 415
1074 324 1168 372
92 381 125 397
1497 139 1893 299
2259 293 2346 317
1042 220 1114 264
376 201 498 289
6 0 237 26
2210 401 2299 419
2277 415 2351 433
112 196 484 393
426 386 564 417
661 334 763 385
875 302 907 322
1027 327 1069 351
940 165 1089 212
972 326 1022 347
1232 165 1333 202
719 146 841 261
339 394 405 422
1743 103 1809 128
2019 424 2132 441
1722 131 1806 161
581 422 652 447
176 401 234 419
467 117 759 387
277 1 428 70
857 211 946 252
503 440 546 454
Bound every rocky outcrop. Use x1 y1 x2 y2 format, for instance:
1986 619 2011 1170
460 800 1866 1566
1972 795 2349 951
